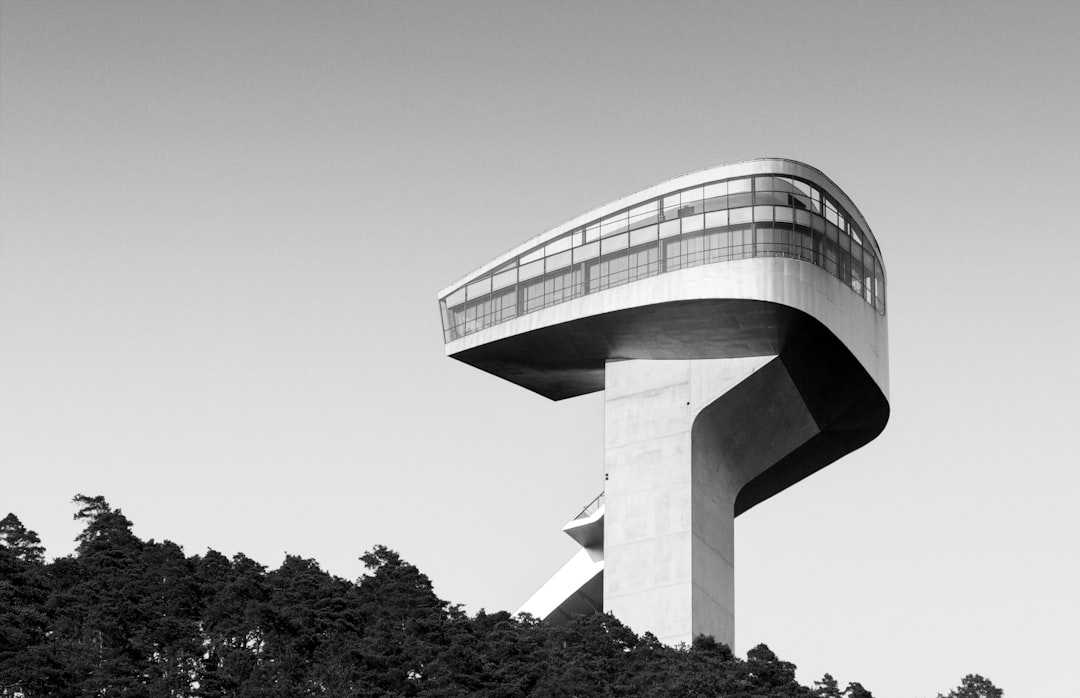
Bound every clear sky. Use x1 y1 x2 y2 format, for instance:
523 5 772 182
2 1 1078 696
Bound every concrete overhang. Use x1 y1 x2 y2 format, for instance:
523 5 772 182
563 506 604 549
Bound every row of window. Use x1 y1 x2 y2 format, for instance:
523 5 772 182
441 174 884 342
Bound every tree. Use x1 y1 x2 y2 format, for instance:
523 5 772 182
0 536 48 697
845 681 875 698
47 494 152 697
353 545 457 695
6 495 911 696
0 513 45 564
814 673 843 698
196 551 272 696
746 643 810 696
938 674 1004 698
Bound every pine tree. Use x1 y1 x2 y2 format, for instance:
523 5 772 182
0 529 48 697
938 674 1004 698
0 513 45 564
845 681 875 698
814 673 843 697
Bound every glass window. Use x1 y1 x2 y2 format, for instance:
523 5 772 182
521 247 544 264
704 181 727 199
729 177 751 194
545 268 574 305
574 240 599 262
792 226 814 262
628 245 659 281
729 206 752 225
705 210 729 229
599 252 630 289
682 232 705 266
662 194 680 220
519 258 544 281
601 211 628 237
703 194 728 213
629 200 658 218
659 219 681 238
441 170 886 339
664 237 683 271
682 214 704 233
467 277 492 300
823 235 838 275
727 192 753 208
630 224 658 247
681 186 704 206
601 232 628 255
756 191 787 206
874 260 886 310
546 235 573 256
729 224 753 259
825 222 840 265
628 200 658 230
522 277 545 312
492 267 517 290
850 252 865 294
546 249 572 272
706 230 732 262
756 226 783 255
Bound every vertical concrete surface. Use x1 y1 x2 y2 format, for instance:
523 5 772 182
604 356 821 647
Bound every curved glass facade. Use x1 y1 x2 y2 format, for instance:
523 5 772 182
440 173 884 342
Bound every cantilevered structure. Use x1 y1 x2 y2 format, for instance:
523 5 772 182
437 158 889 648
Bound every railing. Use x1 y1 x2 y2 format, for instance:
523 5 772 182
444 230 881 343
573 491 605 521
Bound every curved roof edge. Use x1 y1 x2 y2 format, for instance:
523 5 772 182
438 158 881 300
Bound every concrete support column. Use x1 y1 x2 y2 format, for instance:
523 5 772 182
603 356 775 647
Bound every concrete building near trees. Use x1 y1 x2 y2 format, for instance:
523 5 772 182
437 158 890 648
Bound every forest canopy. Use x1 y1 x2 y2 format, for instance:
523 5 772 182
0 496 1000 697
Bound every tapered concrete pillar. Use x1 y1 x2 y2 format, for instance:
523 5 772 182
603 356 821 647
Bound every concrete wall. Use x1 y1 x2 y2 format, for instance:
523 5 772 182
603 356 820 647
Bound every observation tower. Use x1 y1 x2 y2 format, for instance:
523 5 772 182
437 158 889 648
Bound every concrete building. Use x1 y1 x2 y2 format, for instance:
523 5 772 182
437 158 889 648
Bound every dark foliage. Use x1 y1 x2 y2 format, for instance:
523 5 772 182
937 674 1004 698
0 497 998 697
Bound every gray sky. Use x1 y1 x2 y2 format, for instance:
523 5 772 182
2 1 1078 696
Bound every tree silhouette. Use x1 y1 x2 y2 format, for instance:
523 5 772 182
938 674 1004 698
0 495 1003 697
